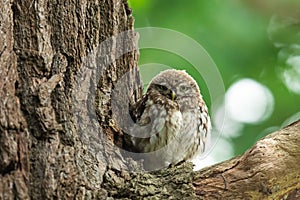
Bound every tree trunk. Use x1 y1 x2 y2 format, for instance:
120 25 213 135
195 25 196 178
1 0 139 199
0 0 299 199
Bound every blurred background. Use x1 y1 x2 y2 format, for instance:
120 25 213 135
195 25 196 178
128 0 300 169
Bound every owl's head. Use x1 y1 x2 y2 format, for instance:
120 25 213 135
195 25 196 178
147 69 201 101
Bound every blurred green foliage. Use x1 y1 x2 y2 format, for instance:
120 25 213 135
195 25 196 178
128 0 300 160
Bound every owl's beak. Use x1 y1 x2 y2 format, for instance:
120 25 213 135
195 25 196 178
171 90 176 101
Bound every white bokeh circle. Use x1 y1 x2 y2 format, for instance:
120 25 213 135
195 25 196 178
225 78 274 124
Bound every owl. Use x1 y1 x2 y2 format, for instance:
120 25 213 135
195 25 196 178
127 69 211 170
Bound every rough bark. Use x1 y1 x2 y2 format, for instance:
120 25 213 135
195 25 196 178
1 0 139 199
0 0 299 199
0 1 29 199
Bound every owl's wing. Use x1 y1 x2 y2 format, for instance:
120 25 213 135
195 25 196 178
125 94 152 152
129 94 149 124
198 101 211 153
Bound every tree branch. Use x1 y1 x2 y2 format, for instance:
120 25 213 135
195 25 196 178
104 120 300 199
193 120 300 199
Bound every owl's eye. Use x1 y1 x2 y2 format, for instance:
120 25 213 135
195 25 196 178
179 85 189 92
157 84 168 91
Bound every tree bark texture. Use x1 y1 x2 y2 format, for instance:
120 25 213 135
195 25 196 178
0 1 29 199
1 0 139 199
0 0 300 199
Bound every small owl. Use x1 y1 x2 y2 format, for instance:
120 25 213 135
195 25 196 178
127 69 211 170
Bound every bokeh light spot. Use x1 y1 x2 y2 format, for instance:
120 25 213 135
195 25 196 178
225 79 274 124
281 55 300 94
